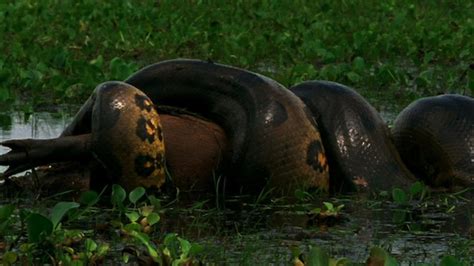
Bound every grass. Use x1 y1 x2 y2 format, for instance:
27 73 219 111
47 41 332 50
0 0 472 109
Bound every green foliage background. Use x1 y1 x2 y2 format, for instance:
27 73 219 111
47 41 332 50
0 0 472 107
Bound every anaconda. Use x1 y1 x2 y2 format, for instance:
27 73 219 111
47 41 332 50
392 94 474 188
0 59 329 194
1 82 167 190
290 81 415 192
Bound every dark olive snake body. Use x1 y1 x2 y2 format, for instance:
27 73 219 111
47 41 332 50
125 59 329 193
291 81 415 192
392 94 474 188
41 59 330 193
1 59 472 194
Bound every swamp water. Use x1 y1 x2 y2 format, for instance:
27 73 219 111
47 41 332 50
0 107 472 264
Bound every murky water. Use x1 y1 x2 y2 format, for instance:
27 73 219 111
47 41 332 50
156 193 472 264
0 107 472 264
0 111 74 173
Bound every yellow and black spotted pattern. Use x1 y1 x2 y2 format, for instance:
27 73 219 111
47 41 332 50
92 82 166 190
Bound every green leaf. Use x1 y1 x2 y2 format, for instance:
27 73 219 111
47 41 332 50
409 182 423 197
146 212 160 226
109 57 137 80
331 257 351 266
26 213 53 243
368 246 400 266
440 255 463 266
124 222 141 232
97 243 110 257
129 187 145 204
392 209 407 224
346 71 361 82
50 201 80 229
2 251 18 264
128 230 161 263
306 246 329 266
111 184 126 206
85 238 97 252
125 211 140 223
323 202 334 211
89 55 104 68
188 243 204 257
0 204 14 221
392 188 408 205
147 195 161 210
294 189 306 201
164 233 180 259
178 237 192 257
352 56 365 72
0 87 10 102
79 190 99 206
385 256 399 266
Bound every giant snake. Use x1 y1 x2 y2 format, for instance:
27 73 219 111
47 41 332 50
0 59 472 194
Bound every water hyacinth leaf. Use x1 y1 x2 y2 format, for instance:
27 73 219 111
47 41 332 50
323 202 334 211
140 205 154 217
125 211 140 223
111 184 126 206
385 256 399 266
294 189 306 201
147 195 161 210
129 187 145 204
332 258 351 265
440 255 463 266
128 230 161 262
189 243 204 257
2 251 18 264
50 201 80 229
352 56 365 72
97 243 110 257
89 55 104 68
392 209 407 224
392 188 408 205
146 212 160 226
109 57 137 80
0 204 14 221
164 233 180 259
85 238 97 253
178 237 192 257
306 246 329 266
26 213 53 243
409 181 424 198
124 222 142 232
346 71 361 82
367 246 400 266
79 190 99 206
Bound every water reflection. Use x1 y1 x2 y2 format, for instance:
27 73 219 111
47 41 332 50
0 111 74 171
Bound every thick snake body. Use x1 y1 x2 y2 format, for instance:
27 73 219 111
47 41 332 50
125 59 329 194
290 81 415 192
392 94 474 188
6 60 470 194
56 59 329 194
63 82 167 189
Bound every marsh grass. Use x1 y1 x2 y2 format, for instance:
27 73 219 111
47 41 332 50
0 0 472 109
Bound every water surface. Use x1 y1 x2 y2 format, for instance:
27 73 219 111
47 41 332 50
0 105 472 264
